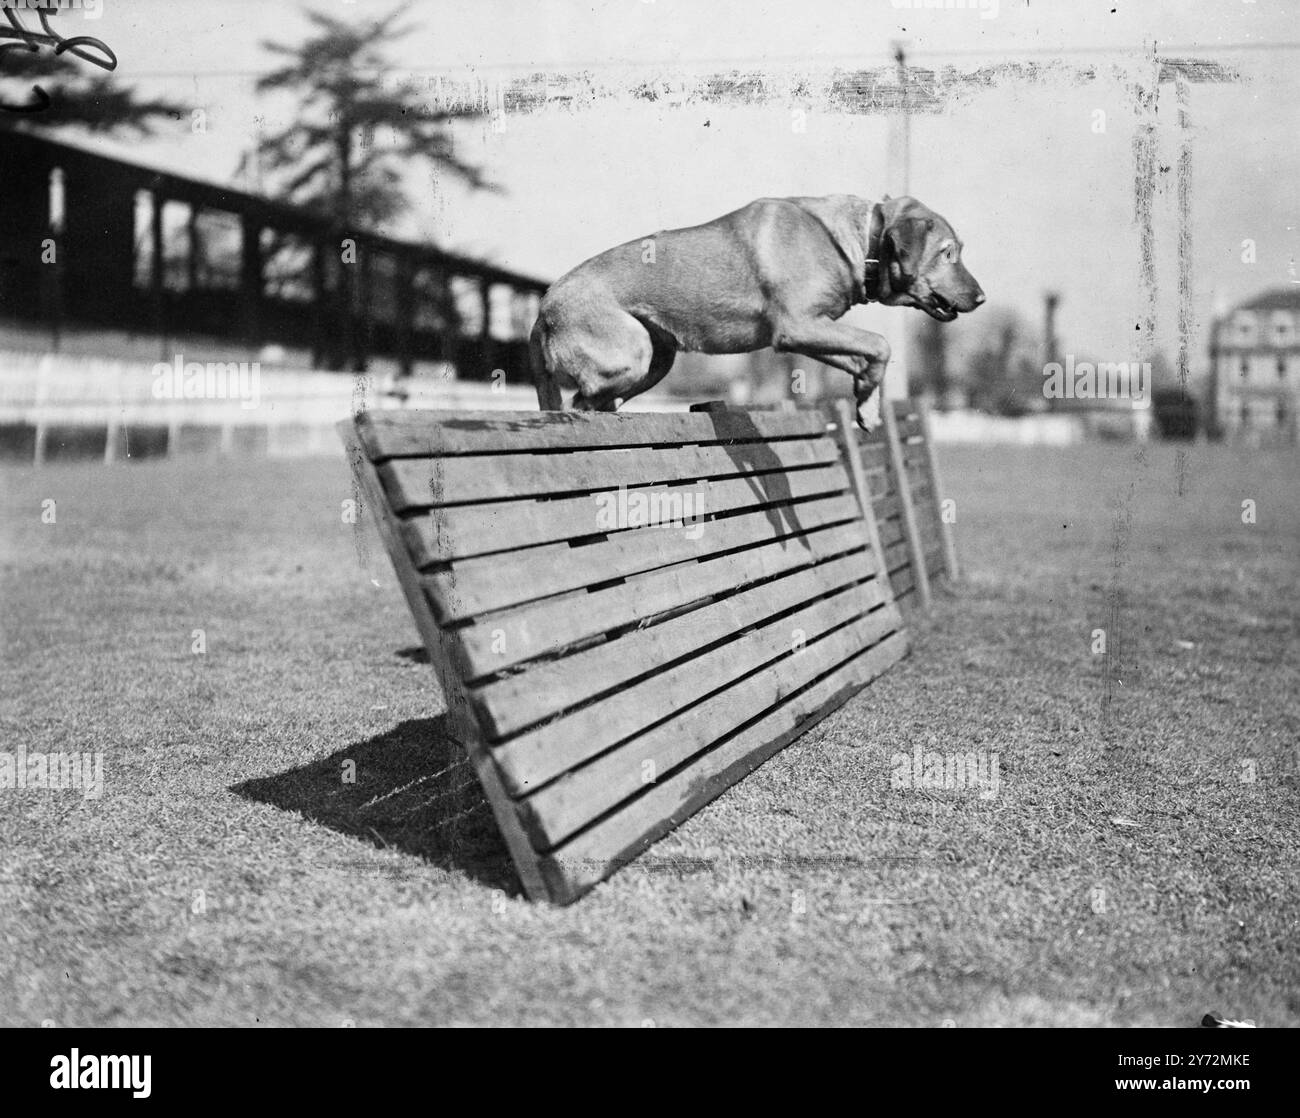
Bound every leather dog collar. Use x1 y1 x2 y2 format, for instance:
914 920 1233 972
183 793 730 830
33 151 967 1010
864 202 886 302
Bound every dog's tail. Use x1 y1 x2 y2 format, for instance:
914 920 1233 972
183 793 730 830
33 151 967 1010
529 317 563 411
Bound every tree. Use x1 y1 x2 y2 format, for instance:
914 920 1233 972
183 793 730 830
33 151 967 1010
964 305 1041 415
255 3 494 229
0 9 184 131
253 5 495 369
910 314 949 405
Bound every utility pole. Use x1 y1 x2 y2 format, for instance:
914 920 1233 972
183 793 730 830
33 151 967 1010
893 41 910 194
1043 291 1060 368
884 40 911 407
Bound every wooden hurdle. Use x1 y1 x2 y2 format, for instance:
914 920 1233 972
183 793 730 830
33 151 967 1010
341 405 909 903
844 398 959 614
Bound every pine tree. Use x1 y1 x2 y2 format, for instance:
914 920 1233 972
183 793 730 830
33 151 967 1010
254 4 494 368
0 9 183 131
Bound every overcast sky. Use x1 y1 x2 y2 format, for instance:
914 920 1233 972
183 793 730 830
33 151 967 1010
30 0 1300 374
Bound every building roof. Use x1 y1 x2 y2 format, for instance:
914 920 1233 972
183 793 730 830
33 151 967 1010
1 130 550 293
1231 288 1300 314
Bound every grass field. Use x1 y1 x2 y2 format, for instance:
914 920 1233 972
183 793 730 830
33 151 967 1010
1 438 1297 1027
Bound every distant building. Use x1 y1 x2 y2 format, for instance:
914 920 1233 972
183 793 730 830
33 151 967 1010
1210 289 1300 443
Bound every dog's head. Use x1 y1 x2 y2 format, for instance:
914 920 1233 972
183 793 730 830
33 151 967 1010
875 196 984 321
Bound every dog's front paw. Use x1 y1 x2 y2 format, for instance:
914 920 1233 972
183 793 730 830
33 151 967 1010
856 404 880 434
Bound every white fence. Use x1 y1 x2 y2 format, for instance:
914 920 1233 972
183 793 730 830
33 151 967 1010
0 349 1154 464
0 350 687 463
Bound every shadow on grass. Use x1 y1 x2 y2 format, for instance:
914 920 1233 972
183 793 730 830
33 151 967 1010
232 716 519 894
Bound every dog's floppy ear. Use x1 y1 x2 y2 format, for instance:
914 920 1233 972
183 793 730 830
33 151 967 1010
885 215 933 289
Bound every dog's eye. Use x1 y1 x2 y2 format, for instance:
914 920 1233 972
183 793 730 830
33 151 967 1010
944 246 957 263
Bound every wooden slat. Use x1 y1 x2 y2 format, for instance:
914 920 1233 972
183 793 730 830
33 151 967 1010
455 519 872 677
518 604 903 850
478 548 883 733
833 398 892 611
908 478 935 509
890 401 924 434
474 548 883 740
357 407 829 459
881 400 932 611
917 398 960 579
337 421 549 901
865 466 895 500
897 452 931 477
491 580 894 795
378 438 841 510
870 491 903 520
421 492 864 622
420 463 850 559
911 500 942 541
337 423 479 744
890 564 916 596
463 737 552 902
537 628 910 901
853 437 891 469
883 538 911 573
877 515 905 548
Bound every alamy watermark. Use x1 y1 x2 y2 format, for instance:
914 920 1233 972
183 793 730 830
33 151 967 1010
890 745 1000 800
890 0 999 20
1042 355 1151 408
151 354 261 409
0 0 103 18
0 746 103 799
594 483 708 540
50 1051 150 1098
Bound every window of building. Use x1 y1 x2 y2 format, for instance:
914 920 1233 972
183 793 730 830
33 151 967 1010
1240 357 1249 379
369 253 399 324
1271 312 1295 347
1232 311 1258 346
1279 355 1287 379
260 230 315 302
451 275 484 336
133 191 154 289
319 249 339 294
487 283 516 340
350 250 367 314
48 167 65 235
193 208 243 290
1279 399 1288 427
413 268 453 333
512 291 541 339
161 200 193 292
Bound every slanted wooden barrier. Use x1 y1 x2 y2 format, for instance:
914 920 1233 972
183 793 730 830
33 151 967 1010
845 398 959 614
341 406 909 903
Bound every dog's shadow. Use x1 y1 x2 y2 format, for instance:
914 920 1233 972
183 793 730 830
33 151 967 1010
232 715 518 893
706 408 810 544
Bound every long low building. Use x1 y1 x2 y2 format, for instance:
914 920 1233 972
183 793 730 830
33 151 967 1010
0 130 549 382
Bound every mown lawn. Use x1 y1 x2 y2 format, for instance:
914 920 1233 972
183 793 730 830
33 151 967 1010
1 438 1296 1026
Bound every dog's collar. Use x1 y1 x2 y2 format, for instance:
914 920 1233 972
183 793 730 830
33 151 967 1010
864 203 886 302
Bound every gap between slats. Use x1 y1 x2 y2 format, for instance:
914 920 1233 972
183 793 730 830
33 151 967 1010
533 623 909 872
455 520 876 683
420 492 866 624
488 577 897 796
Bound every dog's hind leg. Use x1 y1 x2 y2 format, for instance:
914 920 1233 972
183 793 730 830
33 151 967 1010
634 316 679 397
530 320 563 411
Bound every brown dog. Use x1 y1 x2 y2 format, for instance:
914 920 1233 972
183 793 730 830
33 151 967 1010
530 194 984 425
